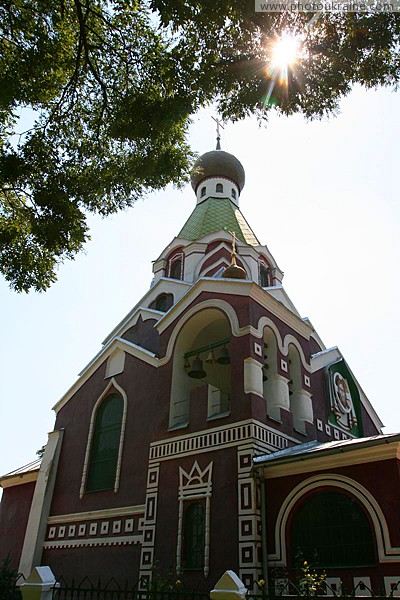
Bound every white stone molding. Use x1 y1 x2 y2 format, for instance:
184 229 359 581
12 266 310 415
325 578 342 596
291 389 313 434
268 473 400 566
384 577 400 596
202 257 231 278
237 446 262 588
210 570 248 600
43 534 142 549
18 429 64 578
176 461 213 578
193 242 251 281
79 378 128 498
267 374 290 422
47 504 144 524
105 348 126 379
244 358 264 397
353 577 372 596
138 463 160 589
149 419 297 464
254 317 311 373
55 279 316 414
195 177 240 206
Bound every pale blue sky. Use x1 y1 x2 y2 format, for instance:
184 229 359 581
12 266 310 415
1 85 399 481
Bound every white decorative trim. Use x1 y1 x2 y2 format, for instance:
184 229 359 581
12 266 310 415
325 578 342 596
149 419 296 463
237 445 262 584
54 279 315 414
254 343 263 357
353 577 371 597
325 424 331 435
384 577 400 596
68 525 76 537
89 523 97 536
79 378 128 498
280 359 288 373
304 375 310 387
78 524 86 536
100 521 109 535
58 526 65 538
244 357 264 397
105 348 126 379
18 429 64 578
48 505 145 524
269 473 400 565
125 519 134 533
316 419 323 431
176 461 213 578
139 461 161 585
43 535 143 549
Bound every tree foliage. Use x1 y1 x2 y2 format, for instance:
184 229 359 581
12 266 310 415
1 1 399 291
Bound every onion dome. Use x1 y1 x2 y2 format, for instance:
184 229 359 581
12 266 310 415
191 150 246 194
221 263 247 280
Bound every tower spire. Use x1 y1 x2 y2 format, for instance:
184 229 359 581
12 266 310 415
211 116 224 150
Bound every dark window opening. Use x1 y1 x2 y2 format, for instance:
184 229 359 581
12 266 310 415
169 258 183 280
216 183 223 193
154 293 173 312
259 264 270 287
201 186 206 197
231 189 237 199
183 503 205 569
291 492 376 568
86 394 123 492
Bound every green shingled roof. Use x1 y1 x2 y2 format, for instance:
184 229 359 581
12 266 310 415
178 197 259 246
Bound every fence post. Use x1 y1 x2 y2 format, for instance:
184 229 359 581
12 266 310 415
210 571 248 600
19 567 59 600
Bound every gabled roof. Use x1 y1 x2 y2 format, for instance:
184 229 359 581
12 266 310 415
178 197 259 246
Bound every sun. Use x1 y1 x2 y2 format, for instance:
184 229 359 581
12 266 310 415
271 34 299 69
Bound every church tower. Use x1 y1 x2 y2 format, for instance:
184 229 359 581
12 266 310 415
1 138 394 595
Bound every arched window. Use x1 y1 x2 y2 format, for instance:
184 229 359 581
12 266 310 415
154 293 173 312
231 188 237 200
291 491 375 567
216 183 223 193
201 186 206 197
259 262 270 287
169 257 183 280
86 394 123 492
183 503 205 569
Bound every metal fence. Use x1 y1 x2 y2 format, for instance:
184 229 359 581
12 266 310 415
52 577 211 600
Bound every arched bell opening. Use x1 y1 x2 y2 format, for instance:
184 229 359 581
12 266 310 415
288 344 313 433
263 327 289 422
169 309 232 429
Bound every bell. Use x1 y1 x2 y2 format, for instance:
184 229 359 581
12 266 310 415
188 355 206 379
184 357 190 369
205 350 216 364
262 370 268 382
217 346 230 365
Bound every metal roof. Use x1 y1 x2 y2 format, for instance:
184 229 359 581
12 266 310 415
253 433 400 467
1 458 41 480
178 197 259 246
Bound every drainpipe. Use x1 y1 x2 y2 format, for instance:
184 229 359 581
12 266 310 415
254 467 268 585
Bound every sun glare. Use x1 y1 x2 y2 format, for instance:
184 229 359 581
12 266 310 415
271 34 299 69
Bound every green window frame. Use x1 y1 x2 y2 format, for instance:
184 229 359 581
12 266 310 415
183 503 205 570
291 491 376 568
86 393 123 492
